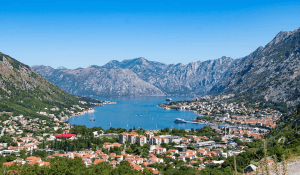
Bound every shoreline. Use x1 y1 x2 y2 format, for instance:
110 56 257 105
66 101 117 120
68 97 203 130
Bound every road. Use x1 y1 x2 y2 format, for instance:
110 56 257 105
0 126 6 138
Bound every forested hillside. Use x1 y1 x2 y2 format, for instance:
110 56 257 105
0 52 91 117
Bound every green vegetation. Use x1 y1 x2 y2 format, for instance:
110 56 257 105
0 52 93 118
158 126 220 138
49 135 119 152
196 116 214 122
0 157 155 175
228 93 289 114
70 125 127 135
77 96 104 106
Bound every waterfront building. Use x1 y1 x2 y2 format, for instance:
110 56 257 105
119 132 129 144
136 135 147 146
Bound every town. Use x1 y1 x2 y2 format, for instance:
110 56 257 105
0 98 275 174
160 94 282 130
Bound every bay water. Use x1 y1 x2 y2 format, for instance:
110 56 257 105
68 96 208 130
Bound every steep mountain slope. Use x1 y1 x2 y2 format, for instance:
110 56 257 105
32 65 165 96
210 27 300 106
0 52 90 117
33 27 300 104
33 57 237 96
102 57 240 95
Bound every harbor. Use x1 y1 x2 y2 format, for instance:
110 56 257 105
69 96 202 130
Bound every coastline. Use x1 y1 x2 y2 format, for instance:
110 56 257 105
66 101 117 120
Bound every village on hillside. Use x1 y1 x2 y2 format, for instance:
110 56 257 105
0 97 278 174
160 94 282 130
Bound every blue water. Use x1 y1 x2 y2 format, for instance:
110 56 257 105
68 96 208 130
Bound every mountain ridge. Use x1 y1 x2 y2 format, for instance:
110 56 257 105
33 27 300 106
0 52 93 117
33 56 236 97
210 27 300 106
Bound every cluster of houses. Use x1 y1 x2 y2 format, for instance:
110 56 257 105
1 123 266 173
3 156 50 166
0 97 279 174
225 116 278 129
161 95 281 130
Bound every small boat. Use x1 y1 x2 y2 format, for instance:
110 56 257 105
109 123 111 125
166 98 172 101
174 118 186 123
89 118 95 121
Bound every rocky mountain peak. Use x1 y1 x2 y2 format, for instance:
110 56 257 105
102 60 121 69
57 66 67 70
32 27 300 102
266 28 300 48
210 27 300 106
122 57 150 67
33 56 236 96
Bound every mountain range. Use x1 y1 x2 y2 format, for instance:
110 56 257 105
32 57 240 97
33 27 300 106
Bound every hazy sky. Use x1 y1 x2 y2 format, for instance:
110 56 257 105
1 0 299 69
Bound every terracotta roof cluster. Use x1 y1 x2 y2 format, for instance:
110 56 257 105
3 156 50 167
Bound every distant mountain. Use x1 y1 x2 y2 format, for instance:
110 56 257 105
33 56 237 97
210 27 300 106
32 65 165 96
0 52 90 117
57 66 67 70
33 27 300 106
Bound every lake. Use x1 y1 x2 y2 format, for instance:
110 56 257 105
68 96 208 130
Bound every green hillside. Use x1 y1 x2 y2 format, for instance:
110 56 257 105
0 52 91 118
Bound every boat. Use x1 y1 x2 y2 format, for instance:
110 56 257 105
109 123 111 125
166 98 172 101
89 118 95 121
174 118 186 123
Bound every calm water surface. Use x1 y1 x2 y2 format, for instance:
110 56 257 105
68 96 208 130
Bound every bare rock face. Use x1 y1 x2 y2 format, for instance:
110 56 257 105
33 27 300 106
210 27 300 106
33 57 236 97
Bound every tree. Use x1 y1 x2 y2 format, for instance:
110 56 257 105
125 147 133 154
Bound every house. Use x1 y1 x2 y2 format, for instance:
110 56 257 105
128 133 138 144
136 135 147 146
178 156 185 162
166 155 175 159
189 160 198 166
197 149 206 156
168 149 179 155
153 147 166 154
185 135 195 141
133 165 143 171
144 131 154 139
168 136 182 144
244 164 257 173
119 132 129 143
150 137 162 145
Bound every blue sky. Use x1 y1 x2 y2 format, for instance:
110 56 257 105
0 0 299 69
